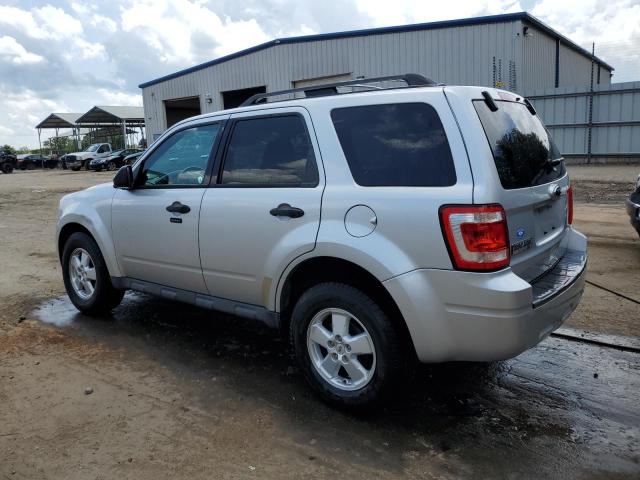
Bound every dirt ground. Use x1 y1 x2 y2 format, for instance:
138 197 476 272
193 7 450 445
1 166 639 479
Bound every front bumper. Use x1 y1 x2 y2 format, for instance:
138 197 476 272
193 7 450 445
626 192 640 233
384 228 587 363
66 159 83 168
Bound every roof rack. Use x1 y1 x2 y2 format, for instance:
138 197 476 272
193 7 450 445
240 73 438 107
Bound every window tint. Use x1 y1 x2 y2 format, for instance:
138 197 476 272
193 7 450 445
221 115 318 186
140 124 221 186
331 103 456 187
474 100 565 189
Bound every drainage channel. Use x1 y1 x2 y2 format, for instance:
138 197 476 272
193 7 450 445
586 279 640 305
551 328 640 353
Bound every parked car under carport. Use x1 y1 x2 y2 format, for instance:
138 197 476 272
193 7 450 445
89 148 142 171
17 154 58 169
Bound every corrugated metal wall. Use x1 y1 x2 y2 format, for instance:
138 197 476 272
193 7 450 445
528 81 640 162
142 20 524 136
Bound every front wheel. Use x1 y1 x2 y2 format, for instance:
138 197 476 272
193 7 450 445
62 232 124 315
1 162 13 174
106 161 117 171
290 282 406 408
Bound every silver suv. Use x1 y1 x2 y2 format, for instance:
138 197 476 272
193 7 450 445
57 75 587 407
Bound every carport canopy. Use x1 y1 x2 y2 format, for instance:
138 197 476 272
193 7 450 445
76 106 145 126
35 113 83 129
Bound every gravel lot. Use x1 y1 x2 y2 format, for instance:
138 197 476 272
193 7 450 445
1 167 638 479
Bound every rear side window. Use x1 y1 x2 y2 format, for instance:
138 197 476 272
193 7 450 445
221 115 319 187
474 100 565 189
330 103 456 187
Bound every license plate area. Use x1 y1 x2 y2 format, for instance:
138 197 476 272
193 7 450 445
533 200 565 244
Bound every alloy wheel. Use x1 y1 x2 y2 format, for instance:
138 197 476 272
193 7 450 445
69 248 97 300
307 307 376 391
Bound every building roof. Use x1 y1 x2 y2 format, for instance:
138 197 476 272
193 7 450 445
139 11 614 89
36 113 82 129
76 106 145 125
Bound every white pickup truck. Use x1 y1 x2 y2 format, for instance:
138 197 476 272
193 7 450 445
65 143 112 171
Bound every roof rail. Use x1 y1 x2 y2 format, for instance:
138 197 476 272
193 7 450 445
240 73 438 107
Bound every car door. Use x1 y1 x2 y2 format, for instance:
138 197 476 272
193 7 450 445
112 119 226 293
199 108 324 307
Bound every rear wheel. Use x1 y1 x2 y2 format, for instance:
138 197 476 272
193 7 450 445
290 282 405 408
1 162 13 174
62 232 124 315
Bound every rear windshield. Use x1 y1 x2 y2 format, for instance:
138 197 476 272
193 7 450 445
474 100 565 189
331 103 456 187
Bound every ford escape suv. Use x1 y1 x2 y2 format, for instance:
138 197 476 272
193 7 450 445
57 75 587 407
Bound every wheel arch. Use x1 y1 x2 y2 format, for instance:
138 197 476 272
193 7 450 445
57 218 122 278
277 256 415 358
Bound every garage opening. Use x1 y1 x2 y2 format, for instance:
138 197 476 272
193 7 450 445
222 86 266 109
164 96 201 128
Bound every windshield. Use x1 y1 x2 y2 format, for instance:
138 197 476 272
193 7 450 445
85 144 100 152
474 100 564 189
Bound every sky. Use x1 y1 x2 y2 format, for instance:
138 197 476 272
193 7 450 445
0 0 639 148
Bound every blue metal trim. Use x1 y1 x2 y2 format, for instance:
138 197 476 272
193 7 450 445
138 12 613 89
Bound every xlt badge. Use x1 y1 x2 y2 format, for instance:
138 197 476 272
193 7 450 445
511 237 532 255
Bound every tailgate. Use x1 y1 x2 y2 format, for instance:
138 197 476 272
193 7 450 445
473 95 570 282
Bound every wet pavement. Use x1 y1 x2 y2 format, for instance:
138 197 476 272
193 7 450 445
20 293 640 478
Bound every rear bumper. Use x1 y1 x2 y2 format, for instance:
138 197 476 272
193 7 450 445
626 193 640 233
384 228 587 363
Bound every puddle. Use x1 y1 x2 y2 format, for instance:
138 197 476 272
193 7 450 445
33 296 82 327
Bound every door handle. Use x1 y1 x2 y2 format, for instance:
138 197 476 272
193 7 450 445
166 201 191 214
270 203 304 218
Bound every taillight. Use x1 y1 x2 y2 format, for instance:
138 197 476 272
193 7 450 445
566 185 573 225
439 205 510 271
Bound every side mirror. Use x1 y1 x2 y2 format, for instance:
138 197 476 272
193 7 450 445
113 165 133 189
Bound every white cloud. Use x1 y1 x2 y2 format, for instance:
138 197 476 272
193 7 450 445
355 0 522 25
0 36 44 65
119 0 270 64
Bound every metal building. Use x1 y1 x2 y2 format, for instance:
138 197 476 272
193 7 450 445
139 11 613 139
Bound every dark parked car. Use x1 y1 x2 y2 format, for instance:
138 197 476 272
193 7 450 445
626 174 640 239
123 149 145 165
89 148 142 171
17 154 58 169
0 150 17 173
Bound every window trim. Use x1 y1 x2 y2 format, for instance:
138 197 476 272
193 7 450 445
330 102 457 188
212 112 320 189
133 120 226 190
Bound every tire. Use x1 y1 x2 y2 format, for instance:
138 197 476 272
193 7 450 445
61 232 124 315
106 161 116 171
290 282 405 408
1 162 13 174
84 160 91 170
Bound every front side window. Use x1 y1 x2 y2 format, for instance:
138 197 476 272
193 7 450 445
139 124 221 187
331 103 456 187
220 115 319 186
474 100 564 189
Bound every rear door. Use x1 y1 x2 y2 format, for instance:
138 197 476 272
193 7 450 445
199 107 324 307
473 97 569 281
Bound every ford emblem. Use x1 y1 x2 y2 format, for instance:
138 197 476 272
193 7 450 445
516 227 526 238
